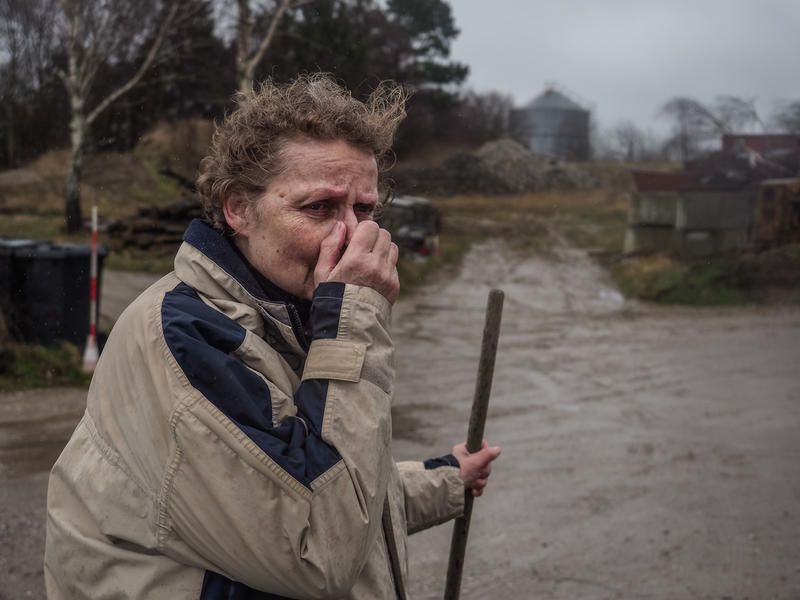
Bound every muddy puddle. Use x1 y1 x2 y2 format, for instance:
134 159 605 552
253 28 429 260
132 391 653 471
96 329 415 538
2 240 799 599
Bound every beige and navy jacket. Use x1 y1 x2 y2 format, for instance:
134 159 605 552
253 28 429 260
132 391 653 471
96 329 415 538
45 219 464 599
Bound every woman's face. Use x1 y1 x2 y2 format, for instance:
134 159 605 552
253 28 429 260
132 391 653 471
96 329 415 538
227 138 380 299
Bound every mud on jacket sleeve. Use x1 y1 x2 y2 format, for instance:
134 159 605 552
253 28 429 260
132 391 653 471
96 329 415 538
160 281 395 597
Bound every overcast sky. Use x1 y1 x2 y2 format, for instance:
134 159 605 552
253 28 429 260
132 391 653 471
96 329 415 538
448 0 800 136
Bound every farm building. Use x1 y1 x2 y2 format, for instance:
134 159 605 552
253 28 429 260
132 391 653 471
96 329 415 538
722 134 800 157
517 88 590 161
625 135 800 257
624 171 754 257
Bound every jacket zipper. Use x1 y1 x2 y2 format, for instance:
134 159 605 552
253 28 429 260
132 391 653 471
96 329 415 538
286 303 309 352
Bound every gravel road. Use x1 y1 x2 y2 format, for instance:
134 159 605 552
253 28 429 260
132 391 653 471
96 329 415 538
2 243 799 599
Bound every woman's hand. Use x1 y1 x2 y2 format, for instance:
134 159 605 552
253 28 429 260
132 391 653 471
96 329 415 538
315 220 400 303
452 440 502 497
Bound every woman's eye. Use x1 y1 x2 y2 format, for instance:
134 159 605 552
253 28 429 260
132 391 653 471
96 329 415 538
356 204 376 216
304 202 328 213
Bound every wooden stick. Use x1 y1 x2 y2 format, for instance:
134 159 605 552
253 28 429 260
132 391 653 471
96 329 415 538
443 288 505 600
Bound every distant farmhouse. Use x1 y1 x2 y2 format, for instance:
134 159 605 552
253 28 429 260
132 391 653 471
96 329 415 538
514 87 591 161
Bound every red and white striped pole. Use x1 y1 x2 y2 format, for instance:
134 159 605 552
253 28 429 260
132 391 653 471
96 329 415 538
82 206 99 373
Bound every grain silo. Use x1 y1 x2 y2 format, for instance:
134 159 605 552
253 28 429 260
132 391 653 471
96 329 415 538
522 88 590 161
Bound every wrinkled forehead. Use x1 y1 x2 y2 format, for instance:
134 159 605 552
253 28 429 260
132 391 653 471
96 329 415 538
271 136 379 189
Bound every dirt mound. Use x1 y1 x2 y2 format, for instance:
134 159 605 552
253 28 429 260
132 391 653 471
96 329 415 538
393 138 597 196
0 169 45 187
105 121 211 256
0 149 184 219
135 119 214 186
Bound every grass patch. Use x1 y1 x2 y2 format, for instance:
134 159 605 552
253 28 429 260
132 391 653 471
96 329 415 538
0 215 175 274
104 248 175 274
393 188 630 294
0 214 86 243
432 188 629 256
784 243 800 262
612 254 750 305
393 187 631 293
397 234 471 297
129 146 184 209
0 342 91 391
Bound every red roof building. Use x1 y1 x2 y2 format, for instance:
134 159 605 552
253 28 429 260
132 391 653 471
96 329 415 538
722 134 800 155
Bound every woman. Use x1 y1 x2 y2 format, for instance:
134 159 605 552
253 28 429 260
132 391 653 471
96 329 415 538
45 74 500 599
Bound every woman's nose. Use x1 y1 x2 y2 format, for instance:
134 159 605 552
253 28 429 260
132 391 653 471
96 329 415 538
341 208 359 242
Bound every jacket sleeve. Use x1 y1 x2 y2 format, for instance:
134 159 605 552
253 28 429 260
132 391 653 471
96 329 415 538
159 282 395 598
397 456 465 535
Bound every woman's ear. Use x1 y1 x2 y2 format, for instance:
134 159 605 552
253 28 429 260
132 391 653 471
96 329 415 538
222 192 248 236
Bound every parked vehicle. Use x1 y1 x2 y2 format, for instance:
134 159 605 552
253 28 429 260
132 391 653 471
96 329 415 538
379 195 441 259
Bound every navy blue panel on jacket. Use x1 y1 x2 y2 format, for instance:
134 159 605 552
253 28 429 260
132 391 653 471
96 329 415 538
161 282 341 489
423 454 460 470
292 281 347 436
200 571 291 600
183 219 312 346
308 281 345 340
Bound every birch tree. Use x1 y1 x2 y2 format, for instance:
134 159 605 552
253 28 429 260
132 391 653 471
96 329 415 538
234 0 309 94
56 0 182 232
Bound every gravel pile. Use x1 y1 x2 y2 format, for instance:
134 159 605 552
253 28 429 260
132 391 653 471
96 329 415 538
394 139 597 196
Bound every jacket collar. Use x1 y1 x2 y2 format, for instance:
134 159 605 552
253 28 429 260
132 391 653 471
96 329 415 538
176 219 310 335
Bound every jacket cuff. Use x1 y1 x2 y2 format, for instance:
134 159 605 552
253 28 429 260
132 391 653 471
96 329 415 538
423 454 460 470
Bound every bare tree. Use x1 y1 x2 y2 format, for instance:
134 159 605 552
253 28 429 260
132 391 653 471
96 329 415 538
659 97 721 161
712 95 763 133
660 95 766 161
457 90 514 143
592 120 663 162
0 1 26 166
233 0 309 94
55 0 182 232
612 120 647 162
771 100 800 133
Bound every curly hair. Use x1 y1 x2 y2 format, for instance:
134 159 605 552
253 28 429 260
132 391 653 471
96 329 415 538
196 74 407 233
